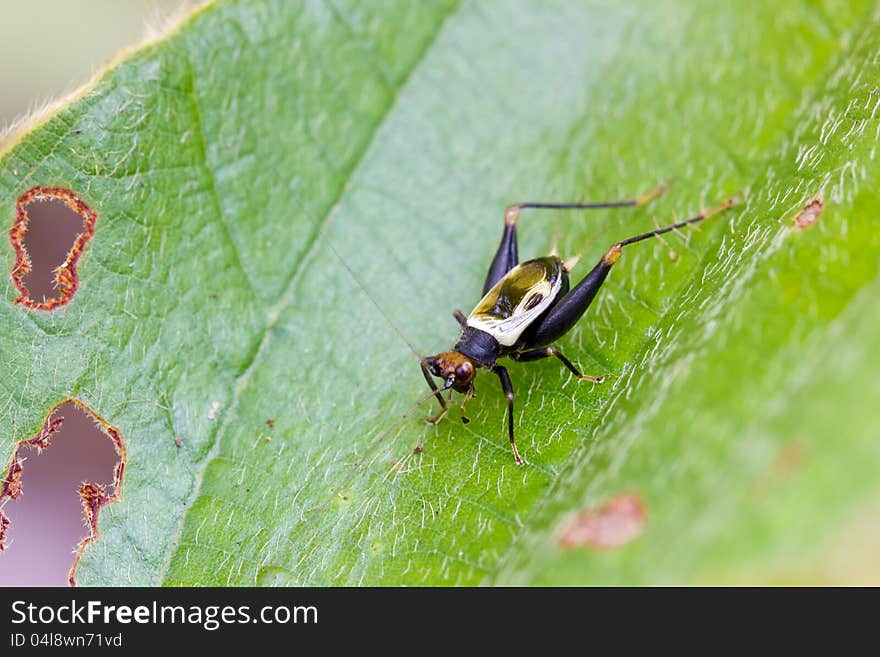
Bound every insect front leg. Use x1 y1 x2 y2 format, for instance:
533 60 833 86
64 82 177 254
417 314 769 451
494 365 524 466
459 385 475 424
511 346 606 383
420 360 448 424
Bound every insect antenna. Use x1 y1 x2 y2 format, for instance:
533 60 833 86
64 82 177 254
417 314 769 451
564 187 674 272
329 242 424 360
309 386 446 512
353 387 453 466
618 196 738 247
305 244 452 512
563 224 614 272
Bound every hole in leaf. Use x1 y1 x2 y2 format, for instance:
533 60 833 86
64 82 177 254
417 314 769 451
8 186 97 310
0 400 125 586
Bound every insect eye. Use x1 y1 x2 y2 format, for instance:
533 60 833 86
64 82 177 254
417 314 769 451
525 293 544 310
455 362 474 381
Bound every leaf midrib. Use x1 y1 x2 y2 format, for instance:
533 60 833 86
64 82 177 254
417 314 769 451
155 0 463 585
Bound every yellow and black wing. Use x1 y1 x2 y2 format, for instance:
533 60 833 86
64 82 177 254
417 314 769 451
467 257 565 346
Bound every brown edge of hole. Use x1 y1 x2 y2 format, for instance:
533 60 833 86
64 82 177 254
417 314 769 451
0 399 126 587
8 186 98 311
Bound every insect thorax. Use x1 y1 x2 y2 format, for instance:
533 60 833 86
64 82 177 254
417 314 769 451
454 326 502 365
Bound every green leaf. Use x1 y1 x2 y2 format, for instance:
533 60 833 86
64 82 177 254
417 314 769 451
1 0 878 585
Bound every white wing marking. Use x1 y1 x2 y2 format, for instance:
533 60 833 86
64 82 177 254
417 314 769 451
467 274 561 346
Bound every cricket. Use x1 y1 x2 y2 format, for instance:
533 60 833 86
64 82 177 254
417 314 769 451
418 183 736 466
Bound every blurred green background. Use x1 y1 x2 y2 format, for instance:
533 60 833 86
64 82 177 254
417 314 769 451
0 0 185 129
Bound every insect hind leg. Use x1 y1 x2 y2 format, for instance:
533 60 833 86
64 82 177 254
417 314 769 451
482 206 520 295
524 196 736 348
484 182 669 294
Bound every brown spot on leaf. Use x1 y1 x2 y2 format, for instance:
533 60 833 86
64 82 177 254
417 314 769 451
776 444 806 476
0 400 126 586
8 186 98 310
751 442 808 499
558 493 646 550
388 460 411 473
266 418 275 428
794 196 824 230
